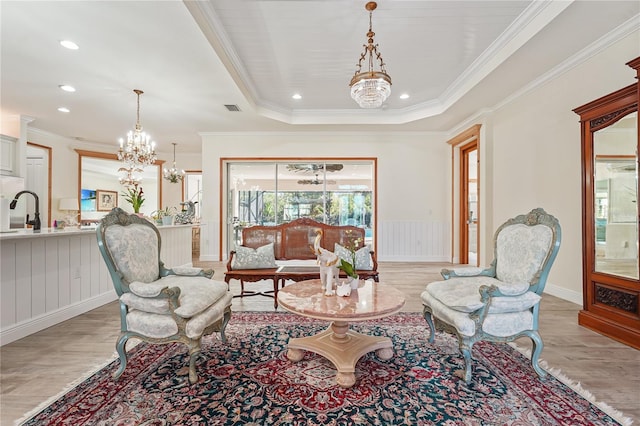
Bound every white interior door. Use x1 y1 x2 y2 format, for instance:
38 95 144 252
25 145 49 227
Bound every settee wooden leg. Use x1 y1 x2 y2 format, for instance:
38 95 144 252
273 278 279 309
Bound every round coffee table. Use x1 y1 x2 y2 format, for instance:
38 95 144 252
277 278 406 388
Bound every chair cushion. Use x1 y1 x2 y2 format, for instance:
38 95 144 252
126 292 232 339
231 243 278 270
185 292 233 338
127 277 229 318
126 310 179 338
334 243 373 270
105 223 159 283
496 224 552 283
421 290 535 337
451 266 484 276
424 277 539 314
171 265 204 276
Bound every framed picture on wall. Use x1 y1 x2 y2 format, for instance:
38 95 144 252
96 189 118 211
80 189 96 212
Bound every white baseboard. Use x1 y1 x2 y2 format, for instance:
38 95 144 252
0 291 118 346
199 254 219 262
378 255 450 262
543 282 582 306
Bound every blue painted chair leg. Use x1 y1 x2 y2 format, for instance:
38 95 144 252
113 333 129 380
460 341 473 383
220 309 231 343
423 310 436 343
527 331 547 379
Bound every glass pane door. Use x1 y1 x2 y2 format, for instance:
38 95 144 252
226 160 375 252
460 141 479 265
593 112 638 280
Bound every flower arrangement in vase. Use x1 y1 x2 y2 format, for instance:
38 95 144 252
122 184 145 214
338 230 363 288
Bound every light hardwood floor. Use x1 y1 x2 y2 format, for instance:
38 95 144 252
1 261 639 425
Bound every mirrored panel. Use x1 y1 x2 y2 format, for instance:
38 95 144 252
77 150 161 224
593 111 638 279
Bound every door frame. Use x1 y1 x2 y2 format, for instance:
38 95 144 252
459 141 478 265
448 124 482 265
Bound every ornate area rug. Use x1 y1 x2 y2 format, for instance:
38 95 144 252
19 312 631 425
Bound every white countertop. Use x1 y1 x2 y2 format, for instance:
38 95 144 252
0 223 196 240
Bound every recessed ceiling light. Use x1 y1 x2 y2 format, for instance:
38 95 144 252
57 107 70 113
399 93 410 100
292 93 302 100
59 84 76 92
60 40 79 50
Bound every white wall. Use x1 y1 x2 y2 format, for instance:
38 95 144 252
200 132 451 261
0 110 20 139
485 31 640 304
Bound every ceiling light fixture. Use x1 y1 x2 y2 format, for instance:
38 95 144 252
163 142 185 183
57 107 70 113
349 1 391 109
59 84 76 92
117 89 157 185
60 40 79 50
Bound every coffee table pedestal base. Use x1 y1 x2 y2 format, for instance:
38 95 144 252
286 321 394 388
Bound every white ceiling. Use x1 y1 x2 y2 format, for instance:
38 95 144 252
1 1 639 154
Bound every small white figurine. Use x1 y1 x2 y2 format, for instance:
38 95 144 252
336 281 352 297
311 230 340 296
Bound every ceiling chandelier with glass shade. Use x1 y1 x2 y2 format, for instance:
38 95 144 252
163 142 185 183
117 89 157 185
349 1 391 109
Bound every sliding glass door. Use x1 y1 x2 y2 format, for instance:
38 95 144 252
226 160 375 251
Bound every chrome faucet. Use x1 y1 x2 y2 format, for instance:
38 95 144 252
10 190 41 231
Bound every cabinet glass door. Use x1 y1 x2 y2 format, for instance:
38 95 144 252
592 112 638 280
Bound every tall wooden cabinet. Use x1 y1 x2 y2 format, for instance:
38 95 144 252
574 57 640 349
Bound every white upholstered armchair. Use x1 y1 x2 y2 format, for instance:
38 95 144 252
97 208 232 384
421 208 561 383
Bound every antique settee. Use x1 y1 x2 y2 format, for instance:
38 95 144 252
225 217 378 307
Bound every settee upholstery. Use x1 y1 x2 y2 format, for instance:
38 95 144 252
225 218 378 308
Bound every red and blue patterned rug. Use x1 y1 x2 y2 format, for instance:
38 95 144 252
20 312 629 425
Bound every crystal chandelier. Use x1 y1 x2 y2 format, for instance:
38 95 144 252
163 142 185 183
117 89 157 179
349 1 391 109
